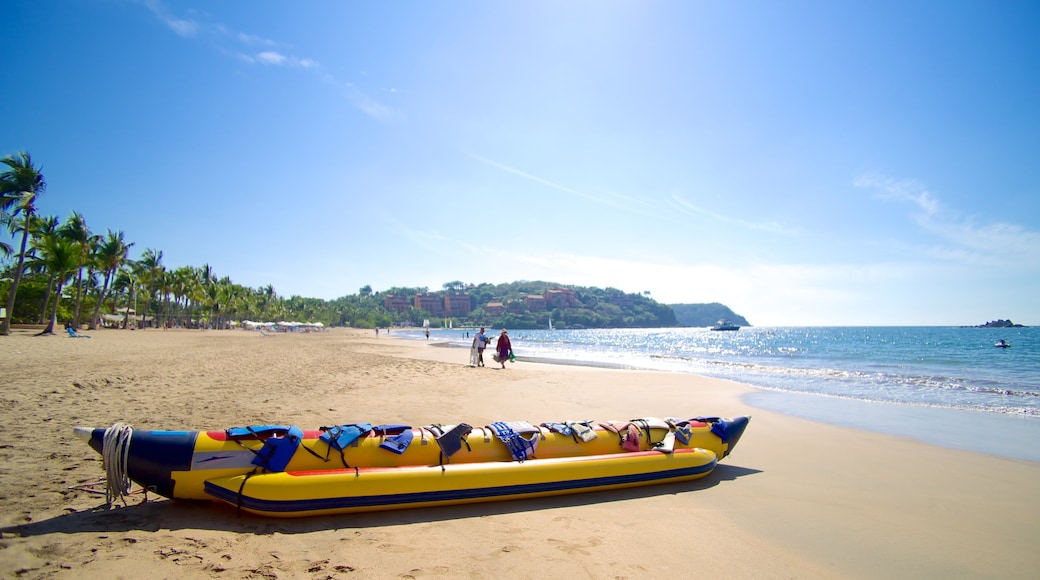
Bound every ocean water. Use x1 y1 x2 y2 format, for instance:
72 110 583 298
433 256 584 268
400 326 1040 461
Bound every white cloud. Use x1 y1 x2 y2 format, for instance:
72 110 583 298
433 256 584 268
855 172 1040 267
468 155 654 217
345 86 399 120
854 173 940 216
142 0 390 120
142 0 199 37
470 155 603 204
236 32 279 47
256 51 287 66
253 51 319 68
669 193 799 235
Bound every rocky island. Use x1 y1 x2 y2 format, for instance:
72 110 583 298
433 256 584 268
973 319 1026 328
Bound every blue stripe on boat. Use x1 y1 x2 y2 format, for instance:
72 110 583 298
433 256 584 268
203 458 716 514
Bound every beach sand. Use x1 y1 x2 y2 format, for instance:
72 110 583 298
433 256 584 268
1 327 1038 579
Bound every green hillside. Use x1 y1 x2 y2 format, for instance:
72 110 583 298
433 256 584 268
670 303 750 327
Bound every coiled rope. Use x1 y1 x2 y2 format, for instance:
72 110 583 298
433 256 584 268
102 422 134 506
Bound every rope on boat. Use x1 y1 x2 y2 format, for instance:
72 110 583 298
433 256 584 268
102 422 134 506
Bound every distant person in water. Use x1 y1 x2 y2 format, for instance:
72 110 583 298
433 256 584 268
495 329 511 369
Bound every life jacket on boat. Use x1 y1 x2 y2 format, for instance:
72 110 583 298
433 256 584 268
424 423 474 464
487 421 541 462
600 418 673 452
373 424 414 455
250 425 304 472
224 425 303 472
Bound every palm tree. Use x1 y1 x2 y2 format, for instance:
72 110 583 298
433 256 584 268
25 215 59 323
203 277 222 329
58 212 95 329
1 213 52 323
137 248 164 328
256 284 277 321
112 262 140 329
168 266 191 327
34 233 79 334
0 213 13 257
88 230 133 330
0 152 46 335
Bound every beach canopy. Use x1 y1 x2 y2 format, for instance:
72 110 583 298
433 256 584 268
241 320 325 329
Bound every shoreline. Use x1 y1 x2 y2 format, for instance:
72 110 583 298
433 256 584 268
2 327 1038 578
746 390 1040 463
424 335 1040 464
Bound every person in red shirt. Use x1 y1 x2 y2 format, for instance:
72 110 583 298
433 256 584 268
495 329 512 369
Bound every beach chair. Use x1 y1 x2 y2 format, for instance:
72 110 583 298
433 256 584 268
67 327 91 338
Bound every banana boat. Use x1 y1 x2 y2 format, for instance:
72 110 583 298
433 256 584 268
76 416 749 517
205 448 719 517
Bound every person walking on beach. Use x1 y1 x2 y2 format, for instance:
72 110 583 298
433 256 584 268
474 327 488 367
495 329 511 369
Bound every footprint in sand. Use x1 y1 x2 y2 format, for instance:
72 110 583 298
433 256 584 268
375 542 414 553
547 536 603 555
400 565 452 578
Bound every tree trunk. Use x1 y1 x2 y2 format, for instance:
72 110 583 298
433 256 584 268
88 270 113 331
1 223 31 335
39 281 64 335
122 286 136 329
72 268 85 328
39 276 55 324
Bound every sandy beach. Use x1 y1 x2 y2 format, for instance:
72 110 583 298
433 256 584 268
1 327 1038 579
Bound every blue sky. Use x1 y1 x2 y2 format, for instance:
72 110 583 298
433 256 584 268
3 0 1038 326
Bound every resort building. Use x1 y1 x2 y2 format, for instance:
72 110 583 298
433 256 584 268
444 293 472 316
486 302 505 316
526 295 547 311
414 294 445 316
383 295 409 313
545 287 579 309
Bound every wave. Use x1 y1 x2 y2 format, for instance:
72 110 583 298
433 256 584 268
401 327 1040 418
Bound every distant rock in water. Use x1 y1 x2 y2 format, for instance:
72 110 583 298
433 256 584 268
670 303 750 327
974 319 1026 328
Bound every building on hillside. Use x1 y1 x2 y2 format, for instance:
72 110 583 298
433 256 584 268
414 293 445 316
526 294 546 311
444 293 472 316
545 287 580 308
384 295 409 313
507 300 526 314
608 293 634 307
486 302 505 316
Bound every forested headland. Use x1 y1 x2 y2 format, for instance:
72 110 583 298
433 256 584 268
3 150 746 333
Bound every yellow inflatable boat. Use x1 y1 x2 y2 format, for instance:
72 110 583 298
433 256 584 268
205 448 719 517
76 415 749 516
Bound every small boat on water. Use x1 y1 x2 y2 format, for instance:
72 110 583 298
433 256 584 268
995 339 1011 348
76 415 750 517
710 319 740 331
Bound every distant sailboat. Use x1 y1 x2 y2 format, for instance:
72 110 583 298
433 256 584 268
548 318 554 331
